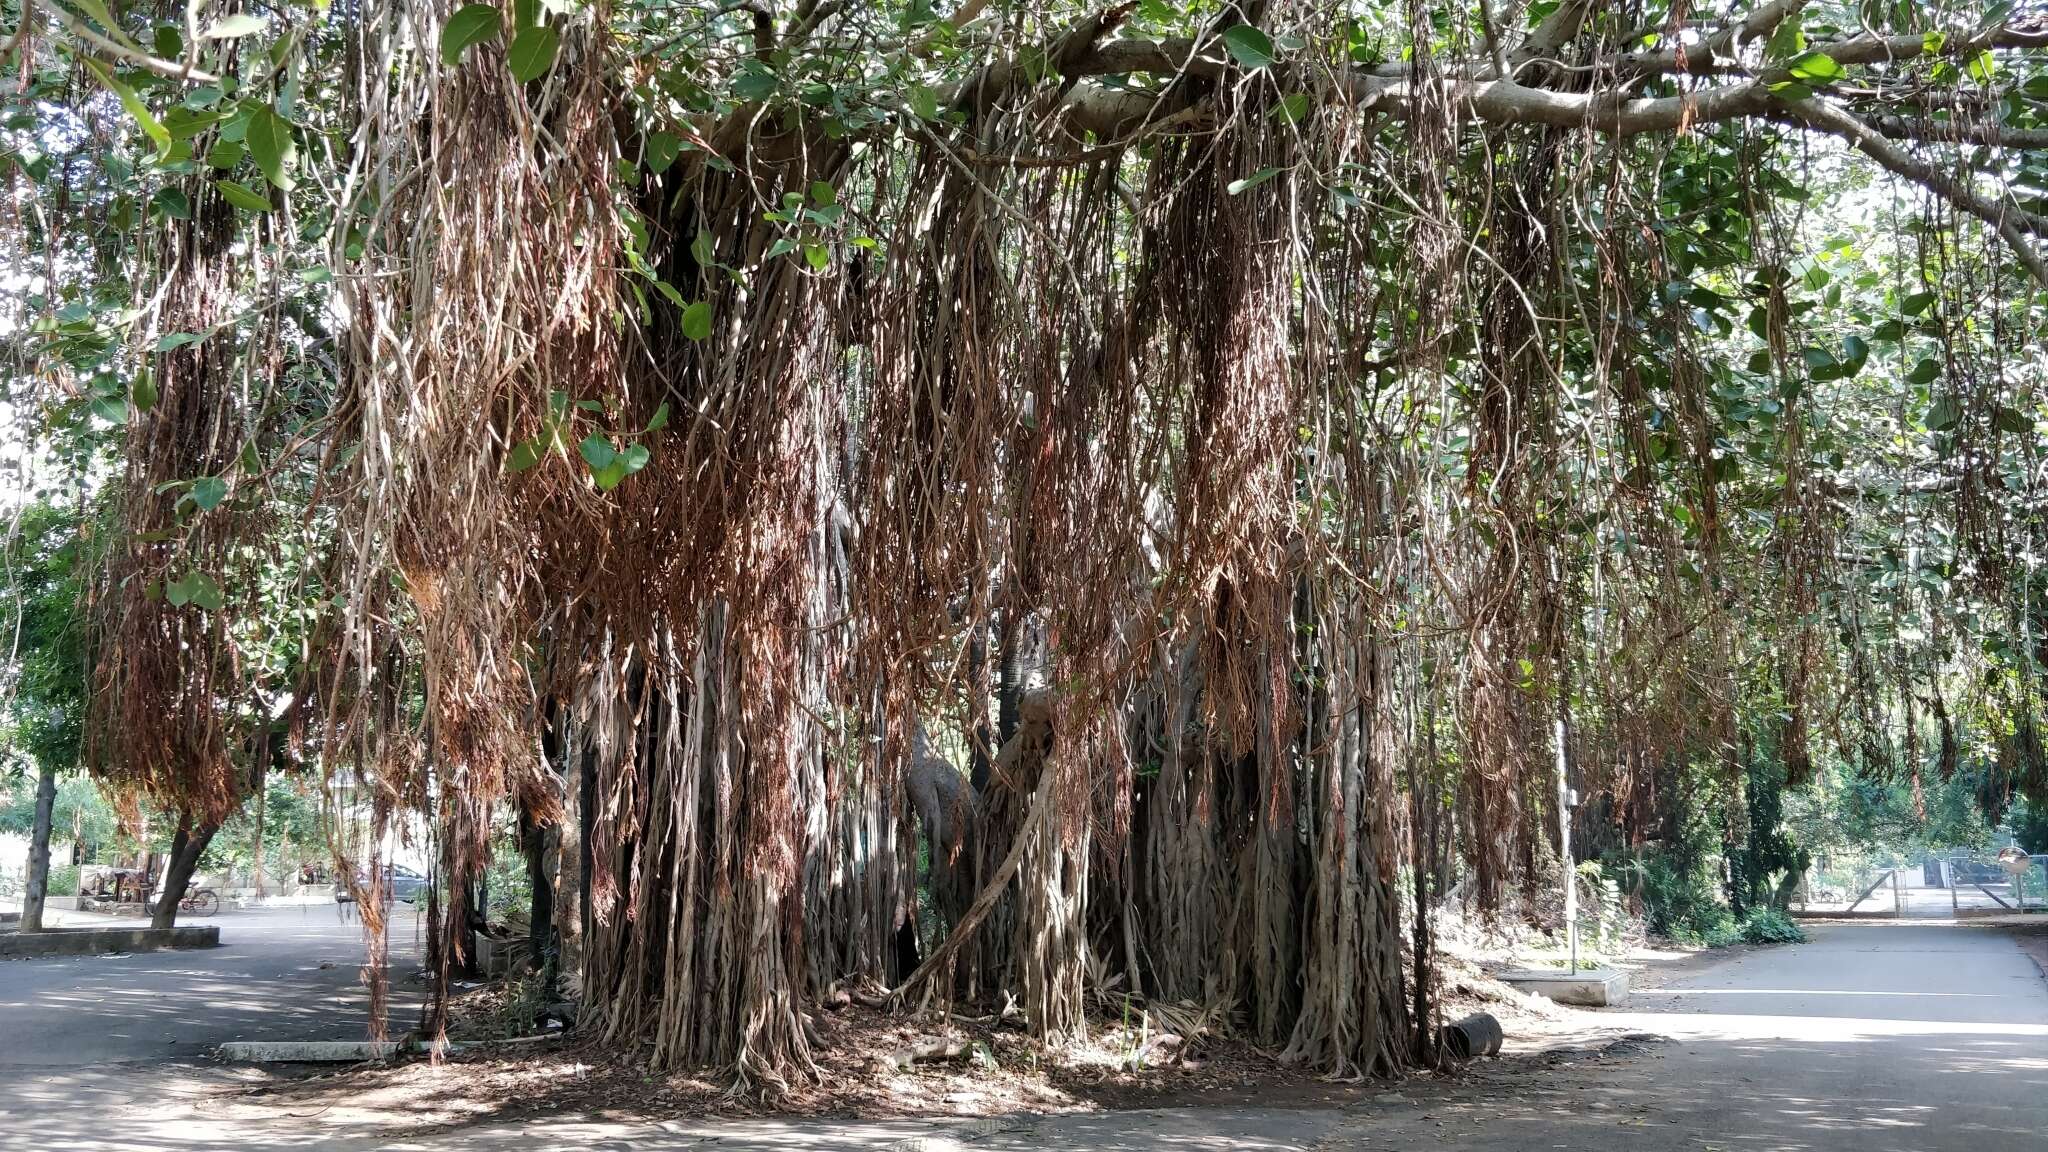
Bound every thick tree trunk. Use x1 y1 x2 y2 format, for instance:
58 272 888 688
521 806 554 974
249 771 267 897
20 762 58 932
151 819 218 930
555 724 587 992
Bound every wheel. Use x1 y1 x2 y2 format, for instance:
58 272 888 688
193 890 220 916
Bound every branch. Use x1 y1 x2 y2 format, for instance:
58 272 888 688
1862 113 2048 152
49 2 220 84
1777 96 2048 286
1613 0 1805 77
1613 19 2048 78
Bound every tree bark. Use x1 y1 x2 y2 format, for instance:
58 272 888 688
249 770 267 897
521 805 554 974
20 762 58 932
150 818 218 930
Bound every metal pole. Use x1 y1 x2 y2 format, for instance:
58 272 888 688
1557 717 1576 974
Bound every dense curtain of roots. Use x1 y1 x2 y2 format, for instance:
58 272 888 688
76 0 2048 1093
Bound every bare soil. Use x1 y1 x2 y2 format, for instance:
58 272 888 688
222 949 1629 1139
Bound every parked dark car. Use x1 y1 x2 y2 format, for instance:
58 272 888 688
340 863 430 904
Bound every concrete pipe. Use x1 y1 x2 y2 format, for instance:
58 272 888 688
1441 1011 1503 1060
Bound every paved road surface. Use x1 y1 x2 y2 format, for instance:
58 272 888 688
0 904 424 1151
3 918 2045 1151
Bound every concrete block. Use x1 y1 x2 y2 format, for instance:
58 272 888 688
1499 967 1629 1007
0 924 220 958
220 1040 404 1062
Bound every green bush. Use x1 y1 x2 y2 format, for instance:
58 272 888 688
45 864 79 896
1737 907 1806 945
1617 848 1732 944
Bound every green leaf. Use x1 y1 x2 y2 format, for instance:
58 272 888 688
578 433 616 470
154 24 183 57
907 84 939 121
592 459 630 490
238 442 262 473
645 401 670 434
1901 290 1937 316
204 13 267 38
167 571 224 611
506 23 559 83
1905 357 1941 386
1272 92 1311 123
691 230 715 267
156 330 206 351
84 60 170 152
810 180 837 207
191 574 224 612
91 392 130 424
803 241 830 271
1764 15 1805 61
1221 25 1275 71
153 186 192 219
646 131 681 174
682 300 713 340
205 139 244 168
619 443 651 473
244 102 296 190
1926 396 1960 431
1966 51 1996 86
1227 166 1282 195
191 475 228 511
506 440 541 471
1785 51 1843 84
214 179 274 212
131 371 158 413
68 0 138 48
1994 405 2034 435
442 4 503 64
731 63 779 101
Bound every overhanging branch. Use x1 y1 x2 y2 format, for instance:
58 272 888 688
1776 96 2048 286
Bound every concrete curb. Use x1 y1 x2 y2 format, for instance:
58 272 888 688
220 1040 406 1062
1498 968 1630 1006
0 924 221 958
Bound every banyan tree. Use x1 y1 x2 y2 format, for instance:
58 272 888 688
9 0 2048 1092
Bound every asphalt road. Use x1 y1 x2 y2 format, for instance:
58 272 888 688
3 916 2045 1151
0 904 424 1152
0 905 426 1068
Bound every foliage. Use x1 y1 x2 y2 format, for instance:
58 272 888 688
0 501 90 781
1737 908 1809 946
44 864 79 896
2010 794 2048 856
0 774 123 857
198 779 328 882
1624 845 1737 946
